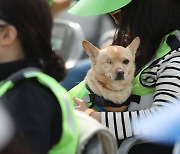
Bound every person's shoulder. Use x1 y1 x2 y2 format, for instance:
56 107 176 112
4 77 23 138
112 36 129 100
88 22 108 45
3 78 60 111
162 47 180 62
154 47 180 66
13 78 56 97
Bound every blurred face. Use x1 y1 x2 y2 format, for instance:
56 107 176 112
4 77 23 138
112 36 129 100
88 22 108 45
109 9 121 25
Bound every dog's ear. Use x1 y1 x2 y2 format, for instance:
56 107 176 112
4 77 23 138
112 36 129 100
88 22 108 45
82 40 99 60
126 37 140 56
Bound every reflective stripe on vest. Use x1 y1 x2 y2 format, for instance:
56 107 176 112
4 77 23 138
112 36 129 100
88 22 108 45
0 68 79 154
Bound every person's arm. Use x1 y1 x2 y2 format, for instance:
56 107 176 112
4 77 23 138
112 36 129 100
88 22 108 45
74 49 180 141
101 49 180 140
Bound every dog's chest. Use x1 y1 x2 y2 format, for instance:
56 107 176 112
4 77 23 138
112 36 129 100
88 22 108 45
85 84 129 112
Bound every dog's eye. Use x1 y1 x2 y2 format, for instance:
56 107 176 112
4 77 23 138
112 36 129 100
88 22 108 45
123 59 129 64
107 61 113 64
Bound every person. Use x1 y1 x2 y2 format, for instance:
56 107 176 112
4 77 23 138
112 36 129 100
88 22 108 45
0 0 79 153
68 0 180 153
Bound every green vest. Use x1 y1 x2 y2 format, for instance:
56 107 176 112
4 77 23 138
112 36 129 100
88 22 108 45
0 68 79 154
69 80 91 105
132 30 180 96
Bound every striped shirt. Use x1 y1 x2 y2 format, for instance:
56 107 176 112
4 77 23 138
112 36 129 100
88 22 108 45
101 44 180 142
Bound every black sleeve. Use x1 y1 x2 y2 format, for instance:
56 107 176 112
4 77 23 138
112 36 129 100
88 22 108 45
2 79 62 153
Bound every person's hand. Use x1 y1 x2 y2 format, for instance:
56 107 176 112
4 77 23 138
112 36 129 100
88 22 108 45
73 97 89 112
73 96 101 122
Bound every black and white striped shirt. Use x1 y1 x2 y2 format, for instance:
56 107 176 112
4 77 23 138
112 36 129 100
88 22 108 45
101 45 180 142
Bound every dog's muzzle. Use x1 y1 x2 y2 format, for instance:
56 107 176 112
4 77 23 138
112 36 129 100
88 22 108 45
115 68 124 80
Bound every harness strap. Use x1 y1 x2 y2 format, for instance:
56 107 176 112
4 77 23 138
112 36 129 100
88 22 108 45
86 84 140 107
166 33 180 50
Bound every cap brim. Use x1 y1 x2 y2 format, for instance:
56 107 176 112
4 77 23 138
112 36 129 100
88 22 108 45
68 0 132 16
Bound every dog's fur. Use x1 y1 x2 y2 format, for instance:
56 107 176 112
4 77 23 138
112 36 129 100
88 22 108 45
82 37 140 105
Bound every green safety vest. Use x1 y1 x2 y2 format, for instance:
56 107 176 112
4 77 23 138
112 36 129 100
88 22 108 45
132 30 180 95
69 80 91 105
0 68 79 154
70 30 180 108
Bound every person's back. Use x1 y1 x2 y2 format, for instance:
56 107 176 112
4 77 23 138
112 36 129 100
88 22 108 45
0 0 78 153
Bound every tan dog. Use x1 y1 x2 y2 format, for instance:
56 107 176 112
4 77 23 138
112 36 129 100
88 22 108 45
70 37 140 112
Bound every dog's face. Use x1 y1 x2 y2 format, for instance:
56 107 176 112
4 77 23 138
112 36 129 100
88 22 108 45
83 37 140 91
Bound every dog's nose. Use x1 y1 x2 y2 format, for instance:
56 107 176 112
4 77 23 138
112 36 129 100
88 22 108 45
115 68 124 80
116 68 124 75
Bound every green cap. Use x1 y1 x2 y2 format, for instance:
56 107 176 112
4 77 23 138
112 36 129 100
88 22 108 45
68 0 132 16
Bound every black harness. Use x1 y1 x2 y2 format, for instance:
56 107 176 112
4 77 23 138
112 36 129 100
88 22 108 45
166 34 180 50
86 84 140 108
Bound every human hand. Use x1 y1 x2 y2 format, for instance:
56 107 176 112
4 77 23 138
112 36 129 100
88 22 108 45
73 97 89 112
73 97 101 122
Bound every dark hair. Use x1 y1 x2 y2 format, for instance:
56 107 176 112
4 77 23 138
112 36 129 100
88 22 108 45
0 0 66 81
113 0 180 72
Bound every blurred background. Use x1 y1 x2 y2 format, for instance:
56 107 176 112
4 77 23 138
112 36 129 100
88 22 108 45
51 0 116 90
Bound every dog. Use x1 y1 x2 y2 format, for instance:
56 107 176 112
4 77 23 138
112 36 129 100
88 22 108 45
70 37 140 112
